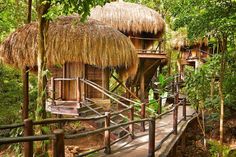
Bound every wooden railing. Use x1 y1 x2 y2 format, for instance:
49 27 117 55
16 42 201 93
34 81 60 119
0 74 193 157
129 36 164 54
0 95 190 157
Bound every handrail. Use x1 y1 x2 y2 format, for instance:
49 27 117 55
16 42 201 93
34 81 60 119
0 134 54 144
54 78 77 81
84 78 139 105
65 118 151 139
80 78 130 108
0 116 106 130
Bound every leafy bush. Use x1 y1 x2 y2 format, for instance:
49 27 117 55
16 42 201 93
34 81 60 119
208 140 231 157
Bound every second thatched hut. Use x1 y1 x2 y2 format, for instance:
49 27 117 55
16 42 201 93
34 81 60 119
91 1 167 102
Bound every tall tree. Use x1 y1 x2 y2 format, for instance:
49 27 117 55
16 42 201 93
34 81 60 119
35 0 107 155
162 0 236 146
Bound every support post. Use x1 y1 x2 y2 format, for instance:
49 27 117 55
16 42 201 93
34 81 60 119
24 119 33 157
173 106 178 135
181 131 186 153
129 105 134 139
104 112 111 154
53 129 65 157
148 117 156 157
140 60 145 102
76 77 82 108
158 97 162 114
22 66 29 120
141 103 146 132
183 98 186 121
51 77 55 105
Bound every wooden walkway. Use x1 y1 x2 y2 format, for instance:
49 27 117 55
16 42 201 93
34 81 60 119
97 106 196 157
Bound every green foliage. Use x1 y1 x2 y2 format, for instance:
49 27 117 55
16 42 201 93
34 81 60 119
0 63 38 124
125 0 161 11
208 140 231 157
163 0 236 39
0 0 36 41
0 63 22 124
184 51 236 112
43 0 108 21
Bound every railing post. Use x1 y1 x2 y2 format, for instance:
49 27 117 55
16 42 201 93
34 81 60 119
141 103 146 132
76 77 82 108
53 129 65 157
129 105 134 139
104 112 111 154
51 77 55 105
24 119 33 157
158 97 162 114
183 98 186 121
173 105 178 135
148 117 156 157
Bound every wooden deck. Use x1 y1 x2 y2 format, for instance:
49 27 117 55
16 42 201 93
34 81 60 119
97 106 196 157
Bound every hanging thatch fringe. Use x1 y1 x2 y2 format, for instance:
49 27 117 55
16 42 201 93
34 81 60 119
0 15 138 77
90 1 165 36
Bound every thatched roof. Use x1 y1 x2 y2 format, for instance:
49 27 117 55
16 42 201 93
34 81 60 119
90 1 165 37
171 30 208 50
0 16 138 77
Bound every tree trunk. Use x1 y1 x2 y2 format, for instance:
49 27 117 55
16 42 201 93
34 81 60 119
35 1 50 155
219 35 227 145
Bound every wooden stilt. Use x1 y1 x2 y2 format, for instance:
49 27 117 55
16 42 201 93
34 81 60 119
22 66 29 120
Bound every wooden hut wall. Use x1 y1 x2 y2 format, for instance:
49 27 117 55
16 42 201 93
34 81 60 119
85 65 109 99
126 32 155 51
64 62 85 100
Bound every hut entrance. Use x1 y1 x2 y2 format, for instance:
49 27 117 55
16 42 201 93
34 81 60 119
85 65 109 99
64 62 85 101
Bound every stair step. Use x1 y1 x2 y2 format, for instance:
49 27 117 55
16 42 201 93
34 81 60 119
111 127 129 138
111 115 127 124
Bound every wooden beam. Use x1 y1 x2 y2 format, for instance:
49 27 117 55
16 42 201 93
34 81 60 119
140 60 145 101
143 60 160 74
111 74 139 100
138 53 167 59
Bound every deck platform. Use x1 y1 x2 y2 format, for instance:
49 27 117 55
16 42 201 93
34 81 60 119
137 53 167 59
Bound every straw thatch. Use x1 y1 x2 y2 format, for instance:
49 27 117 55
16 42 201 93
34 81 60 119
171 30 208 50
0 15 138 76
90 1 165 36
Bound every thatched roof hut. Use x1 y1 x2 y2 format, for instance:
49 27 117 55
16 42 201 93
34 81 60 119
90 1 165 37
0 15 138 76
171 30 208 50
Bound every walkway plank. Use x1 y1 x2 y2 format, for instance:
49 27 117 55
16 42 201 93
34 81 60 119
97 106 196 157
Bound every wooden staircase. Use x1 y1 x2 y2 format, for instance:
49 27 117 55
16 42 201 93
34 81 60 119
77 99 131 140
